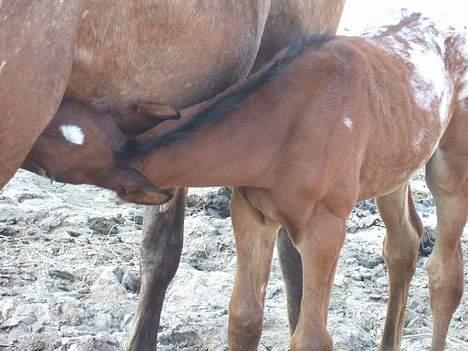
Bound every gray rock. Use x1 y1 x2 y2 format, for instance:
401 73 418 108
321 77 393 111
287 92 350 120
121 270 140 293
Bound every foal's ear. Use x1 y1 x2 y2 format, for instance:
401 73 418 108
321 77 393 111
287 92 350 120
117 102 181 135
136 101 180 120
109 167 174 205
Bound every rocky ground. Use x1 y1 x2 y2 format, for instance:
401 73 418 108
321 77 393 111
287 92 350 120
0 170 467 351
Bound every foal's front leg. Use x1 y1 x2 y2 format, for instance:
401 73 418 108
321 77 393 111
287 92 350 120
127 188 187 351
228 188 280 351
290 207 347 351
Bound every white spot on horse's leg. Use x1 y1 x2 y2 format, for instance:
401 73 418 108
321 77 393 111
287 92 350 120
343 116 353 129
60 125 85 145
0 60 6 74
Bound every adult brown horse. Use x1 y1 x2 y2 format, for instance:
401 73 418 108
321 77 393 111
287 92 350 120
0 1 346 350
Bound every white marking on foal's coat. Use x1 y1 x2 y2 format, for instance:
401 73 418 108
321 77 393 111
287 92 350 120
343 116 353 129
0 60 6 74
60 125 85 145
367 18 452 125
362 7 468 126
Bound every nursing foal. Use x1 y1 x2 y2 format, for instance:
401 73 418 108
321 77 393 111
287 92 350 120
121 12 467 351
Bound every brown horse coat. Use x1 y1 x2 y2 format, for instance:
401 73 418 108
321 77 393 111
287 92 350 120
0 0 271 188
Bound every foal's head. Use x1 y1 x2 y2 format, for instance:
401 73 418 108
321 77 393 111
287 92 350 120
24 98 175 204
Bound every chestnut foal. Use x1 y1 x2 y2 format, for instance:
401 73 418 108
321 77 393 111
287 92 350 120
120 13 467 351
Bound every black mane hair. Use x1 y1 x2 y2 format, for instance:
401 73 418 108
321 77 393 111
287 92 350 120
120 33 334 160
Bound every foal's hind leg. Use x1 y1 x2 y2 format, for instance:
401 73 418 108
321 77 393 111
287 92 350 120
277 228 303 334
425 108 468 350
290 207 347 351
376 185 424 351
228 188 280 351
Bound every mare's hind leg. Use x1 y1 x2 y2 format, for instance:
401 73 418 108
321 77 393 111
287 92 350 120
228 188 280 351
425 106 468 351
376 185 424 351
290 207 347 351
277 228 303 334
127 188 187 351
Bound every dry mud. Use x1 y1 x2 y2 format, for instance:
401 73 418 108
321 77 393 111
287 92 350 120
0 170 467 351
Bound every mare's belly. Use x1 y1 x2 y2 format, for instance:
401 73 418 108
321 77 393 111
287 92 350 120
66 0 268 110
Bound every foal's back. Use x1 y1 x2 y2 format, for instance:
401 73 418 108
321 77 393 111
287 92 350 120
358 11 466 199
287 11 467 202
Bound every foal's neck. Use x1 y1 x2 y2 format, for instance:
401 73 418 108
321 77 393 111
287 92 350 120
127 37 333 189
132 90 280 188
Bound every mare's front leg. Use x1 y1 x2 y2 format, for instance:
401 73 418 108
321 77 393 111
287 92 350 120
376 185 424 351
228 188 280 350
290 206 347 351
127 188 187 351
425 106 468 351
1 2 79 187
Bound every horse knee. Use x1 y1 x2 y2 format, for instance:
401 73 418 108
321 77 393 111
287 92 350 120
229 301 264 337
427 252 464 306
383 230 419 276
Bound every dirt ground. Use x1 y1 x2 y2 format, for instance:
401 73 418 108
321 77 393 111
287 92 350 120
0 170 467 351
